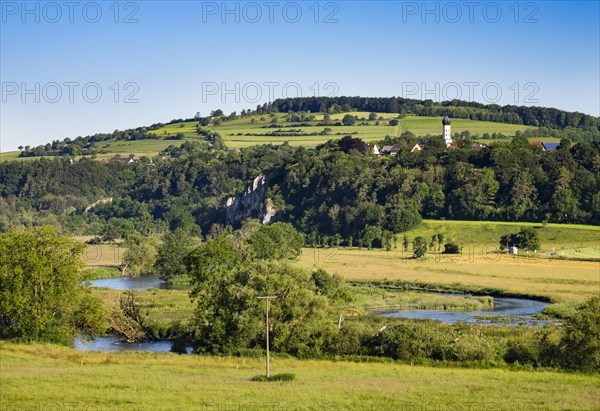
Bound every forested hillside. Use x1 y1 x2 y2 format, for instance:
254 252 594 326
1 134 598 243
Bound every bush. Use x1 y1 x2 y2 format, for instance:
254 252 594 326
365 323 449 361
445 334 495 362
251 373 295 382
503 328 561 368
342 114 357 126
443 242 461 254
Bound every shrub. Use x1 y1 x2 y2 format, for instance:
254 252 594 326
366 323 449 361
445 334 495 362
251 373 295 382
443 242 461 254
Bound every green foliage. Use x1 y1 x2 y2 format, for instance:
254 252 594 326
366 323 448 361
560 296 600 372
361 225 382 250
248 222 304 261
154 229 194 282
189 261 338 356
342 114 357 126
442 242 461 254
250 373 296 382
412 236 428 258
0 227 104 343
311 269 353 303
186 237 241 289
122 234 156 276
500 227 541 251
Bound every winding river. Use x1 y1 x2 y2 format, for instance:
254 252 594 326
379 297 550 326
76 275 551 353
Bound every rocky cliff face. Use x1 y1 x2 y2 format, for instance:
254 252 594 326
226 174 278 225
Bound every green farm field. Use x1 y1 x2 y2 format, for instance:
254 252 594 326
409 219 600 251
1 343 598 411
399 116 529 136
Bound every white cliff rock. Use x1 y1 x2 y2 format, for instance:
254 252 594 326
226 174 278 225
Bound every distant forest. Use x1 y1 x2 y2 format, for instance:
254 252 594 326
1 133 598 244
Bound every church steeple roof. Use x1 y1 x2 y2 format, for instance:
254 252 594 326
442 115 451 126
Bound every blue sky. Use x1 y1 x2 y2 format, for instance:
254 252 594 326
1 0 598 151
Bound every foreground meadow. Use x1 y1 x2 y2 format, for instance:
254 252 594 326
1 343 598 411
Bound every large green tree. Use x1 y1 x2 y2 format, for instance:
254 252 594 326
0 227 105 343
153 229 195 282
188 260 338 356
248 222 304 261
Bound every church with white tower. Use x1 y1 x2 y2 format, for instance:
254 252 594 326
442 115 452 146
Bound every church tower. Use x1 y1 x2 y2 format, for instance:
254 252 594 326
442 115 452 146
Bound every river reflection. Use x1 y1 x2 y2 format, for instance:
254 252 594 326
380 297 550 326
84 275 188 291
75 336 193 354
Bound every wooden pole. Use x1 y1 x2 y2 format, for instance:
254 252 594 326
257 296 277 378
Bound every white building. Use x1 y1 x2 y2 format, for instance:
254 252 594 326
442 115 452 146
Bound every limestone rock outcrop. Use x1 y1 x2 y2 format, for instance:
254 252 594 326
225 174 278 225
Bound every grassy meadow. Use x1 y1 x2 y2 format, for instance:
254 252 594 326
295 248 599 304
407 219 600 252
294 220 600 304
2 342 599 411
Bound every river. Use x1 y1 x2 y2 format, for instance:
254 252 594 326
76 276 551 353
379 296 550 326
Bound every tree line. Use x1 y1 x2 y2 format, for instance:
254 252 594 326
268 97 599 133
0 136 599 244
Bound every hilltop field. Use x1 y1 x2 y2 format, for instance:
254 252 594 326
0 113 559 161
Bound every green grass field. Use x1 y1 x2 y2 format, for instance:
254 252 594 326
1 343 598 410
399 116 529 137
410 219 600 251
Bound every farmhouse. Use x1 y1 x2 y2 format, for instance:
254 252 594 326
380 144 402 155
542 142 560 151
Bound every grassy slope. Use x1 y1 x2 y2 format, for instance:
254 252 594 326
1 343 599 411
412 219 599 250
0 113 546 161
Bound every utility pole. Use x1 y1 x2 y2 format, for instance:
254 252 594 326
257 295 277 378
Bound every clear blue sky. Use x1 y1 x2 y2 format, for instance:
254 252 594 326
1 0 598 151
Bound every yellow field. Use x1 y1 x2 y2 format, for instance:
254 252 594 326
295 248 600 303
